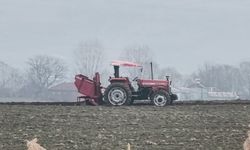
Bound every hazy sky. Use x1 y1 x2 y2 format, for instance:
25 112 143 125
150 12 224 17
0 0 250 74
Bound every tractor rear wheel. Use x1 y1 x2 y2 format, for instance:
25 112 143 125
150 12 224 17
151 90 171 107
104 83 132 106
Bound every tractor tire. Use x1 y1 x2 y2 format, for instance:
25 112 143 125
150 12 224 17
151 90 171 107
104 83 132 106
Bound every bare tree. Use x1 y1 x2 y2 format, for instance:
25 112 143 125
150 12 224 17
120 45 155 79
26 55 67 96
0 61 23 97
74 40 104 78
194 63 243 93
240 61 250 98
0 61 11 90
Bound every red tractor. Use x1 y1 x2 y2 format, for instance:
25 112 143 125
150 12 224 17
74 60 177 106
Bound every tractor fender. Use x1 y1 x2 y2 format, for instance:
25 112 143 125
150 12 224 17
151 86 169 93
149 87 169 99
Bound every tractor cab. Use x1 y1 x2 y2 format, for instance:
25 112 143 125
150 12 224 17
108 60 143 94
110 61 143 81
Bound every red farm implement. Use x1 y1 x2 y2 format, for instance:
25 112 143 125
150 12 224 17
74 73 102 105
74 60 178 106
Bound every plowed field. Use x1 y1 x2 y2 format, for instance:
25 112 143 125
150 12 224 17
0 103 249 150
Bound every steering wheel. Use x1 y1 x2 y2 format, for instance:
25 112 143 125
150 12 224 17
132 77 139 81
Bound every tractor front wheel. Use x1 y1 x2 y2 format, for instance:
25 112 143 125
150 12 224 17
151 90 171 107
104 83 132 106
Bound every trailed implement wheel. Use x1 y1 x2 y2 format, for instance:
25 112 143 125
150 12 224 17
104 83 132 106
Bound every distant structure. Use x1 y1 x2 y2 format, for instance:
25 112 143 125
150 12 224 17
173 79 239 101
49 82 78 102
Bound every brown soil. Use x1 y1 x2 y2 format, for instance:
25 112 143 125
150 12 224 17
0 104 249 150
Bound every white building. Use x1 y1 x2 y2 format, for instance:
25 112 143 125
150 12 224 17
173 80 239 101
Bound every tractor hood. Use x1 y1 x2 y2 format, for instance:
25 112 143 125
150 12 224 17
138 79 169 87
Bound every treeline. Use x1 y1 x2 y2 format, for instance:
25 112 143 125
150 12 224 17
0 55 67 99
1 40 250 100
193 62 250 99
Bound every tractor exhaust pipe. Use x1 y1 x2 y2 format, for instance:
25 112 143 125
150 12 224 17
150 62 154 80
114 66 119 78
